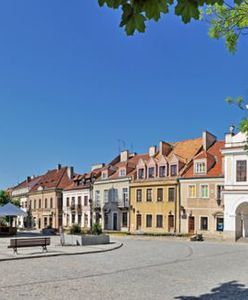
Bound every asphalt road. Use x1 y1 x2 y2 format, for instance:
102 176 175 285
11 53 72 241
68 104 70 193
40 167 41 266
1 236 248 300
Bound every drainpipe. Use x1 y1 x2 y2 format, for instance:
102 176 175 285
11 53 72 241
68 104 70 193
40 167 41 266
177 178 181 233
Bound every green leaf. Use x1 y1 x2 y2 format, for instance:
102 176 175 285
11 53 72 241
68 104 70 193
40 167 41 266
175 0 200 23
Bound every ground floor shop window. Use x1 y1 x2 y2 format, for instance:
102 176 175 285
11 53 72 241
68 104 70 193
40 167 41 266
78 214 82 226
200 217 208 231
216 217 224 232
122 212 128 227
72 214 75 224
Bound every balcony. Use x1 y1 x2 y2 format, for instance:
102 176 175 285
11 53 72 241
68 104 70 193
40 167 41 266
70 204 76 211
118 199 129 208
94 200 101 209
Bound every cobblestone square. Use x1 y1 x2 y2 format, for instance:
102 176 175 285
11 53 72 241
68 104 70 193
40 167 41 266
1 236 248 299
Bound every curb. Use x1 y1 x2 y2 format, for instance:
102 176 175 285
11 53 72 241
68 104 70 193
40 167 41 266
0 242 123 262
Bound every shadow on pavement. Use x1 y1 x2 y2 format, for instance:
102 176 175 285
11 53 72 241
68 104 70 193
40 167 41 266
175 281 248 299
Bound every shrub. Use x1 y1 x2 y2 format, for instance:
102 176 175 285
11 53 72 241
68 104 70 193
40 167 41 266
92 223 102 235
69 224 82 235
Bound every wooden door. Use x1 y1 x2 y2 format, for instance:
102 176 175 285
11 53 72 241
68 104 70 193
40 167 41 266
136 214 142 230
188 216 195 234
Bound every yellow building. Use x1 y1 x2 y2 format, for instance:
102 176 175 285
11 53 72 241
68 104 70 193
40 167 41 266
129 132 216 234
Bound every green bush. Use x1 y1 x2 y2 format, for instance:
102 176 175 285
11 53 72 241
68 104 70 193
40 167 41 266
92 223 102 235
69 224 82 235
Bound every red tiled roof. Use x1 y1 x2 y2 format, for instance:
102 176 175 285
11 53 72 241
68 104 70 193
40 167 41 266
30 167 74 192
182 140 224 178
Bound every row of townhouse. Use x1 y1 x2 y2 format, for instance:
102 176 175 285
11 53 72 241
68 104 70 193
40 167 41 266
9 128 248 241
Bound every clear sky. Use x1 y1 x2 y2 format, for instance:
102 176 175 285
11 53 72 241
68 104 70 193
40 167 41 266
0 1 247 189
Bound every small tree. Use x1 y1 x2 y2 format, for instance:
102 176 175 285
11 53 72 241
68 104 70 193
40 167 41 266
92 223 102 235
0 190 10 206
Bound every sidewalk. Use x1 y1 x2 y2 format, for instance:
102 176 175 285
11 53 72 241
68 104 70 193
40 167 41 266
0 235 123 262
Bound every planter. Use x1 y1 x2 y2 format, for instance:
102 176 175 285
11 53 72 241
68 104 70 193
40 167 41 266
62 234 110 246
81 234 110 246
63 234 82 246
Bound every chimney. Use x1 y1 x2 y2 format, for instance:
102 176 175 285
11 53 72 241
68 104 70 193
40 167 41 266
202 131 216 151
159 141 172 156
149 146 156 157
91 163 105 171
120 150 129 162
26 176 31 182
67 167 74 180
57 164 62 170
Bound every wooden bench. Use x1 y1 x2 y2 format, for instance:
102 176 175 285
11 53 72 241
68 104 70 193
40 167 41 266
8 237 51 254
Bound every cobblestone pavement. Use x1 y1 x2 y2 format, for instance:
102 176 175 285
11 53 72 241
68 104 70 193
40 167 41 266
0 235 122 261
1 236 248 300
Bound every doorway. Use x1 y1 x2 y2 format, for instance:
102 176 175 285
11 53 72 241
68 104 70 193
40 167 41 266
188 216 195 234
113 213 118 231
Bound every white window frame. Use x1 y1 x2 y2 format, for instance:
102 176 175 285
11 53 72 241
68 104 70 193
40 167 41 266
188 184 196 198
200 184 209 199
194 160 206 175
119 168 126 177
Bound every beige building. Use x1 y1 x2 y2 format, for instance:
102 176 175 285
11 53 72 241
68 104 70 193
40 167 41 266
28 165 74 230
179 140 224 237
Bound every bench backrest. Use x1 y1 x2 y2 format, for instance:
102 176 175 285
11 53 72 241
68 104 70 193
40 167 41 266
9 237 51 247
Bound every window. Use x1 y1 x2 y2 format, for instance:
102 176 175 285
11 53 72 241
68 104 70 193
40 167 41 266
195 161 206 174
71 197 75 208
148 167 155 178
159 165 166 177
77 215 81 225
109 189 117 202
45 198 48 209
84 196 88 206
237 160 247 182
170 165 177 176
156 215 163 228
119 169 126 177
146 215 152 227
78 196 82 206
200 185 209 198
216 185 224 200
50 198 53 208
102 171 108 179
168 188 175 202
168 215 174 230
200 217 208 230
136 189 142 202
39 199 41 209
188 185 196 198
216 217 224 232
34 199 36 210
104 190 109 203
146 189 152 201
66 197 70 207
72 214 75 224
138 168 145 179
122 212 128 227
157 188 163 201
95 190 100 206
123 188 128 203
84 214 88 227
44 217 47 227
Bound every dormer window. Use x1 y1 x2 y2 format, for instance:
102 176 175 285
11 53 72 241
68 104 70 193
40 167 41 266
170 164 177 177
195 161 206 174
119 168 126 177
148 167 155 178
159 165 166 177
138 168 145 179
102 171 108 180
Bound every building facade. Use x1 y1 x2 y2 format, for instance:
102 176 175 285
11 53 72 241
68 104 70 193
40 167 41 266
93 151 145 232
222 130 248 241
129 133 213 234
28 165 74 230
179 140 225 237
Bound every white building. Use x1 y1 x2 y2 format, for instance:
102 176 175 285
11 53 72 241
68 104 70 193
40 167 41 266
222 130 248 241
62 175 91 230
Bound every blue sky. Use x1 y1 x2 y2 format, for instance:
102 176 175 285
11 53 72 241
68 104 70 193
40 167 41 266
0 1 247 189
